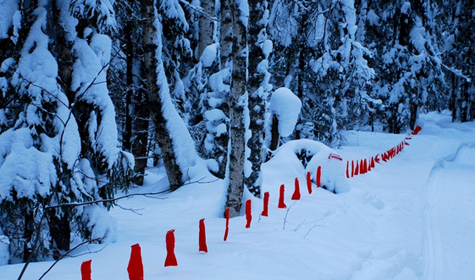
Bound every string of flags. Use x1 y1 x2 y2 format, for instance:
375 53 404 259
79 126 421 279
346 126 421 178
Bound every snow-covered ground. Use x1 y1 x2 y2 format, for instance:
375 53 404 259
1 110 474 280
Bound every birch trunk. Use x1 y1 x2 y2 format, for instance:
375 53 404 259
225 0 248 218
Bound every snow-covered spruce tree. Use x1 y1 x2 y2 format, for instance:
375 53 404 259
440 0 474 122
360 0 448 132
269 0 374 146
110 0 150 186
142 0 199 191
0 0 132 262
225 0 249 218
245 0 272 197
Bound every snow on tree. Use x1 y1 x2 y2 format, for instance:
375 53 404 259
142 0 200 192
0 0 132 262
267 87 302 152
246 0 273 197
225 0 249 218
269 0 374 146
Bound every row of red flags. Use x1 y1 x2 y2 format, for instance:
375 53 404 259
81 126 422 279
346 126 421 178
81 167 324 280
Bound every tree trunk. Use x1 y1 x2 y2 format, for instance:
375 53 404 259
269 114 280 151
245 0 268 197
122 19 134 152
198 0 215 59
225 0 248 218
131 85 150 186
142 0 184 191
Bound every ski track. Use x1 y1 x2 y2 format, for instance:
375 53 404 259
424 142 475 280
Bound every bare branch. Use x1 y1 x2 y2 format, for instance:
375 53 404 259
37 238 101 280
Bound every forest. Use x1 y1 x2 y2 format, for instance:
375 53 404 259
0 0 473 265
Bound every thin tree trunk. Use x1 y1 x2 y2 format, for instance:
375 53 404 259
122 19 134 152
225 0 248 218
198 0 215 59
131 86 150 186
246 0 269 197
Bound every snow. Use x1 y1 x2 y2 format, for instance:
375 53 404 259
2 111 475 279
269 87 302 137
367 9 380 26
200 43 218 68
0 0 18 39
153 6 200 181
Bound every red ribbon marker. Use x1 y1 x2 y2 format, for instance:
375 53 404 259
81 260 92 280
199 219 208 253
371 157 375 168
291 178 301 200
262 192 269 216
127 244 144 280
346 162 349 178
375 154 380 164
245 200 252 228
224 208 230 241
317 166 322 187
307 172 313 194
351 161 354 177
278 184 287 209
165 230 178 267
354 161 359 175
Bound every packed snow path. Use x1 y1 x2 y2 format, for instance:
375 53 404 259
1 111 475 280
424 143 475 280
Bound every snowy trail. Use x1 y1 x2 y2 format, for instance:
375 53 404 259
424 143 475 280
1 111 475 280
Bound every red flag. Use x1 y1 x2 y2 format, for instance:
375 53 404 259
165 230 178 267
261 192 269 217
371 157 375 168
278 184 287 209
127 244 144 280
346 162 349 178
375 154 380 164
317 166 322 187
199 219 208 253
328 153 343 161
354 161 359 175
351 160 354 177
81 260 92 280
291 178 301 200
307 172 313 194
360 159 364 174
224 208 230 241
245 200 252 228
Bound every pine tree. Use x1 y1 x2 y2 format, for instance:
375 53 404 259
0 0 132 262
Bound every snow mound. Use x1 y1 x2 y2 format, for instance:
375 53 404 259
268 139 349 193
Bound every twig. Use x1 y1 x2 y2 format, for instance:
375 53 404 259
294 220 306 232
46 190 170 209
303 225 323 239
283 201 297 230
37 238 101 280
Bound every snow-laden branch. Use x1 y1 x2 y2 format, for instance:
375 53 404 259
178 0 218 22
